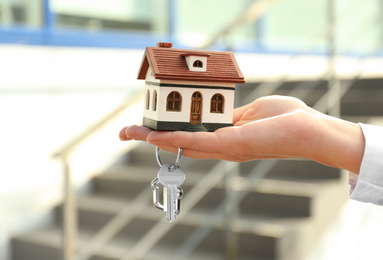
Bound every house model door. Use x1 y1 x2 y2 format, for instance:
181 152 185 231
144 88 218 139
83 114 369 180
190 92 202 124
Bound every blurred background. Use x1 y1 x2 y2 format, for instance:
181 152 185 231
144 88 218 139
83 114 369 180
1 0 383 259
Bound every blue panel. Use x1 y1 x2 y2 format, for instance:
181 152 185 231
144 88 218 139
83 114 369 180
0 0 173 49
0 25 173 49
45 30 169 49
43 0 55 32
0 26 44 45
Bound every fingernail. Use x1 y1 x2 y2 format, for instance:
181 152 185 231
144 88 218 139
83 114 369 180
146 131 157 144
119 127 130 141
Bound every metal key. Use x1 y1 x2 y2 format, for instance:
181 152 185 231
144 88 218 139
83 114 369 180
157 164 185 222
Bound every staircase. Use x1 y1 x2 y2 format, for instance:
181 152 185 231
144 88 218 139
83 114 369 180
11 142 348 260
12 76 383 260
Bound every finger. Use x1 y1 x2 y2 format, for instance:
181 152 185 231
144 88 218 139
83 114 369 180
183 148 248 161
233 103 253 124
147 130 221 153
147 127 246 157
154 143 248 161
155 142 292 161
120 125 153 141
119 127 132 140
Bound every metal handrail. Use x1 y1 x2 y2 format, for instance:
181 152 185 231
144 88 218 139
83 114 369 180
52 90 143 159
52 90 144 260
201 0 278 49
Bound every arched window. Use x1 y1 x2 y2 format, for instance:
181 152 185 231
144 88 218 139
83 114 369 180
193 60 203 68
167 91 182 111
152 90 157 111
146 90 150 110
210 94 224 113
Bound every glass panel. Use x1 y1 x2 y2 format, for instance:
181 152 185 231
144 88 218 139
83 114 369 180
174 0 383 55
0 0 43 27
174 100 180 111
260 0 383 54
51 0 168 34
175 0 257 49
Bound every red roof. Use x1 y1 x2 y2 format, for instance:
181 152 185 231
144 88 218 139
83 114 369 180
137 44 245 84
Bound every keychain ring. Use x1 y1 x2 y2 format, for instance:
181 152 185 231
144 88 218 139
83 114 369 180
156 146 182 167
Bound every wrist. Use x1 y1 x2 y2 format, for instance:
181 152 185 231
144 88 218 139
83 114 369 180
308 112 365 173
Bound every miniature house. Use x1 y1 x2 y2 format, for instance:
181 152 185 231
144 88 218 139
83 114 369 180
137 42 245 132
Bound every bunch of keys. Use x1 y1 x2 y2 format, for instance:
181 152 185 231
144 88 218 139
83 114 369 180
151 147 185 223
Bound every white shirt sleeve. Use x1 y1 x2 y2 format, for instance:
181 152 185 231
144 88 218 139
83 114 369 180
349 123 383 205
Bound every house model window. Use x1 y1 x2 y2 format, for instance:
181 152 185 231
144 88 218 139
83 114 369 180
182 53 210 72
167 91 182 111
152 90 157 111
193 60 203 68
146 90 150 110
211 94 224 113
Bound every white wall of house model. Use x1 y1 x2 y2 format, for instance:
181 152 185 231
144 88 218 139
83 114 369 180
144 67 235 123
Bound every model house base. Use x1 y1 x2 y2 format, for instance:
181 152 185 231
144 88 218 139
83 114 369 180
143 117 232 132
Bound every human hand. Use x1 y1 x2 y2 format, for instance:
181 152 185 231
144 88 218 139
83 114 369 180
119 95 319 162
120 95 364 173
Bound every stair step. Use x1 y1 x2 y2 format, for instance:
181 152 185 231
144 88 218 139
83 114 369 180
12 228 62 260
11 227 96 260
92 163 343 217
57 172 343 234
17 202 343 260
238 78 383 117
240 159 341 181
58 193 308 229
95 161 342 192
90 180 314 218
22 199 346 260
12 213 290 260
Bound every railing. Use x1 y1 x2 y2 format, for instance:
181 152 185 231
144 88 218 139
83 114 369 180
52 90 144 260
201 0 278 49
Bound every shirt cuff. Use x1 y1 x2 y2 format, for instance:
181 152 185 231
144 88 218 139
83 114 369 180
349 123 383 205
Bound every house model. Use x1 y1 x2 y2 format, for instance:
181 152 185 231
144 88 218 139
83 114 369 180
137 42 245 132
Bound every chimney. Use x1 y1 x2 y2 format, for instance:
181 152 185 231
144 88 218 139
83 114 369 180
157 42 173 48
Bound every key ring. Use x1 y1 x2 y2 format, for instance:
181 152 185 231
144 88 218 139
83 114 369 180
156 146 182 168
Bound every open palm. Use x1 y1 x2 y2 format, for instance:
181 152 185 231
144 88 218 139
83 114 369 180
120 96 316 162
